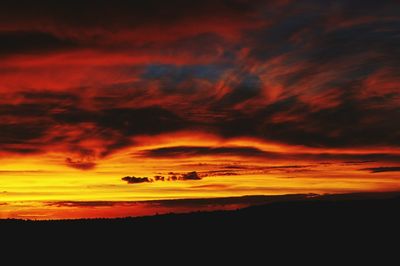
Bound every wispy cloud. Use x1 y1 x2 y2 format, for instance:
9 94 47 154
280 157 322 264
361 167 400 173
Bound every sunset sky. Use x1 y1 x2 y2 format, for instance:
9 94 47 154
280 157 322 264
1 0 399 219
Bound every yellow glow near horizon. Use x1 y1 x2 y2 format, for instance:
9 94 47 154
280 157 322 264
1 135 400 219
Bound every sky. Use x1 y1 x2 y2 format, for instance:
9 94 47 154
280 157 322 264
0 0 399 219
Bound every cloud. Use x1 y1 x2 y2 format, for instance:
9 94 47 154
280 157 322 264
48 201 119 207
361 167 400 173
0 0 399 174
155 172 203 181
122 171 202 184
143 146 272 158
189 184 230 189
343 161 376 164
213 95 400 148
65 158 96 170
44 193 311 209
154 175 165 181
0 0 266 31
141 146 400 163
97 107 186 136
0 94 187 158
180 171 201 180
122 176 152 184
145 194 312 208
0 31 78 56
198 165 313 177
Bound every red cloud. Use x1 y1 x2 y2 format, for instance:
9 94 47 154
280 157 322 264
65 158 96 170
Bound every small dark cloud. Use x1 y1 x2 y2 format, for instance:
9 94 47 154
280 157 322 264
122 171 202 184
180 171 201 180
154 175 165 181
65 158 96 170
169 175 178 181
361 167 400 173
166 171 203 181
122 176 152 184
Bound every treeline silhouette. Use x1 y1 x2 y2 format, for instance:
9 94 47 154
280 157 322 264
2 192 400 233
2 192 399 260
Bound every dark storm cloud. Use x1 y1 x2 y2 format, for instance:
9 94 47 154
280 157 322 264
213 95 400 148
0 0 264 26
0 103 56 117
98 107 185 136
56 106 187 157
143 64 225 82
144 146 271 158
361 167 400 173
234 4 399 140
0 93 77 154
0 0 399 160
54 106 186 135
168 33 232 59
143 146 400 163
0 123 49 145
0 0 267 63
247 13 321 61
0 92 187 157
0 31 78 56
21 91 79 102
217 73 262 107
219 0 400 148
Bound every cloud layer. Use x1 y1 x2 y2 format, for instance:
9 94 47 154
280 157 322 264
0 0 400 178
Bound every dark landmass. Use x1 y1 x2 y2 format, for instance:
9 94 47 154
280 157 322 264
2 191 399 257
2 191 400 228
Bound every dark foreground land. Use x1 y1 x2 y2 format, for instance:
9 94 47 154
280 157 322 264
2 192 400 233
1 192 399 258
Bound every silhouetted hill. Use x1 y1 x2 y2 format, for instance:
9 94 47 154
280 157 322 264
2 192 400 231
2 192 399 260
